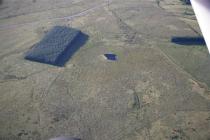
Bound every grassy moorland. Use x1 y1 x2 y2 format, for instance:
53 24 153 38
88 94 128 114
0 0 209 140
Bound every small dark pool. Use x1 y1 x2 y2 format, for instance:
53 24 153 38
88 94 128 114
104 53 117 61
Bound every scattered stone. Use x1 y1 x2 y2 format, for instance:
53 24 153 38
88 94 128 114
171 36 206 45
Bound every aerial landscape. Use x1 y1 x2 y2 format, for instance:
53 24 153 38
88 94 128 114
0 0 210 140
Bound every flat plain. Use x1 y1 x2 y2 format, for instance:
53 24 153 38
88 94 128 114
0 0 210 140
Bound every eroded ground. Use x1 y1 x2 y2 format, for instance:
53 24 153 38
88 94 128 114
0 0 210 140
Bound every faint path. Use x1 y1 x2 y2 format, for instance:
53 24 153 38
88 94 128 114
108 0 208 88
0 1 84 19
0 0 109 30
156 0 201 36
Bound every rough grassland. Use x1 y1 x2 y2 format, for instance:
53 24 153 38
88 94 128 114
0 0 210 140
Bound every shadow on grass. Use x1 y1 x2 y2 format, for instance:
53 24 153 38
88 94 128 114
25 26 89 67
171 36 206 46
181 0 191 5
56 32 89 66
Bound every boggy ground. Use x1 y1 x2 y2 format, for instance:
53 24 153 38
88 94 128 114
0 0 210 140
